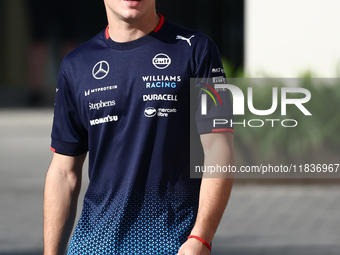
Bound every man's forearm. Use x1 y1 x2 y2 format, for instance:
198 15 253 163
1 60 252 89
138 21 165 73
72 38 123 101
190 177 233 243
177 133 234 255
191 132 234 243
43 154 84 255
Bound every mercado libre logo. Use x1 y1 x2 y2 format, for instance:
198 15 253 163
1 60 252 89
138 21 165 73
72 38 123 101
144 107 157 117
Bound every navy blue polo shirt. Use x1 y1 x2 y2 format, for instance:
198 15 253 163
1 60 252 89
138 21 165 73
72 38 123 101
51 15 233 254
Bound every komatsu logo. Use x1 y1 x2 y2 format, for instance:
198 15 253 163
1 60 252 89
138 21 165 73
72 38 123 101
152 53 171 69
90 115 118 126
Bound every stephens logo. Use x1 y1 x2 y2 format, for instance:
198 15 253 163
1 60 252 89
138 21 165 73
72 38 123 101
89 99 115 111
144 107 157 117
152 53 171 69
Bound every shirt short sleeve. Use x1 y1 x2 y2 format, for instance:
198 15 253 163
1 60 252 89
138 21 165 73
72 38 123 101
51 66 88 156
194 40 234 134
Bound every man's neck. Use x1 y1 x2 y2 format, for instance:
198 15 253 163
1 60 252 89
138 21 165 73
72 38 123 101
107 12 160 43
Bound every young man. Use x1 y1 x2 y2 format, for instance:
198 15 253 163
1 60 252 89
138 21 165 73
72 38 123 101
44 0 234 254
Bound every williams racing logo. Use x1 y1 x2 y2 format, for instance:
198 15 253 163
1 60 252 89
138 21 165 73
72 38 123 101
142 75 181 89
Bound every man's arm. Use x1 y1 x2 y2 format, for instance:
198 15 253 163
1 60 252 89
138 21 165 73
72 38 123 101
178 132 234 255
44 152 87 255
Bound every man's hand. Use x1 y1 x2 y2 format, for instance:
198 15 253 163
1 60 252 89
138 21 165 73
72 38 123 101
177 238 211 255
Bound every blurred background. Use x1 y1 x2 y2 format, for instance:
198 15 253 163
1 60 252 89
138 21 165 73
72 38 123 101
0 0 339 254
0 0 244 107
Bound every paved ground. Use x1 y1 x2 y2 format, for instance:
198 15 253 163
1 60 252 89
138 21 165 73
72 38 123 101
0 109 339 255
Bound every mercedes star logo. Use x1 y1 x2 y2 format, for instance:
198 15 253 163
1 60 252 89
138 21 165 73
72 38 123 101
92 61 110 80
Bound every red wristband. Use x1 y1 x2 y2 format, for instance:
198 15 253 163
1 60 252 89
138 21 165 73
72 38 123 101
187 235 212 251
